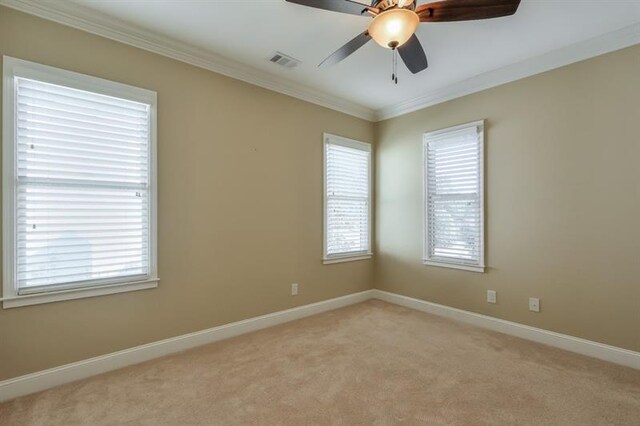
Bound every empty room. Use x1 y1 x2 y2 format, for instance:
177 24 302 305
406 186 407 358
0 0 639 424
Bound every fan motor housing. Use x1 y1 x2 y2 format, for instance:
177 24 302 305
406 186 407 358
374 0 416 11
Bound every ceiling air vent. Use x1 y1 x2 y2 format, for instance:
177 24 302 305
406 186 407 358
269 52 301 69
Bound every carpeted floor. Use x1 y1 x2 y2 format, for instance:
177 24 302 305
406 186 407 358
1 300 639 425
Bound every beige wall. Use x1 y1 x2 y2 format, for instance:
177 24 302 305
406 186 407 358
375 44 640 352
2 5 639 383
0 7 374 380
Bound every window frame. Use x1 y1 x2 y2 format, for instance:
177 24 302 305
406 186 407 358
2 56 158 308
322 133 372 264
422 120 485 273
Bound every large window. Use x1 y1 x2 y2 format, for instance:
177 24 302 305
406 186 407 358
323 134 371 263
423 121 484 272
2 57 157 308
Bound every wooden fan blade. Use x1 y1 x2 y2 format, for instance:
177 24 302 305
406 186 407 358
319 31 372 67
398 34 428 74
416 0 521 22
285 0 377 16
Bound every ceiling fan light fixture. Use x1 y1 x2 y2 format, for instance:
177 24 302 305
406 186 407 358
368 8 419 49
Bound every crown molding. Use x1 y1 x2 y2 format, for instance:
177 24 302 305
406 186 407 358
2 1 639 123
0 0 377 121
375 22 640 121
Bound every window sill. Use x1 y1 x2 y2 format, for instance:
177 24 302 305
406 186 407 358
2 278 159 309
323 254 373 265
423 260 485 273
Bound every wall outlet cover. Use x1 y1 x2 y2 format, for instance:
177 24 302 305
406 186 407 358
487 290 497 304
529 297 540 312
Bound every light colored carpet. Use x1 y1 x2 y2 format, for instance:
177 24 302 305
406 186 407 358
1 300 639 425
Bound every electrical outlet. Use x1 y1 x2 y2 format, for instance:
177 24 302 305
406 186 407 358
291 283 298 296
487 290 497 304
529 297 540 312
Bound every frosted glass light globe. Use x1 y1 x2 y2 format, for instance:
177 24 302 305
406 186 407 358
368 9 419 49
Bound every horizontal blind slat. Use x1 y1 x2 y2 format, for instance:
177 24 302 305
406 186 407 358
20 134 147 155
18 237 149 249
18 104 148 131
19 152 148 171
18 82 148 113
20 245 147 259
19 268 148 288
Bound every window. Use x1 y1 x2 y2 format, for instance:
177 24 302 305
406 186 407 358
2 57 157 308
423 121 484 272
323 134 372 263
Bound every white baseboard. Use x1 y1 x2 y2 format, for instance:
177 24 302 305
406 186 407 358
372 289 640 370
2 288 637 403
0 289 374 403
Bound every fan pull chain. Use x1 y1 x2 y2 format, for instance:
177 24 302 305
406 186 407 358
394 49 397 85
391 48 394 83
391 48 398 85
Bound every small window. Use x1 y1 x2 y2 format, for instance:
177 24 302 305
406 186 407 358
423 121 484 272
2 57 158 308
323 134 372 264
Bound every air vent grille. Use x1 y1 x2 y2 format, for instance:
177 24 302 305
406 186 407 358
269 52 301 69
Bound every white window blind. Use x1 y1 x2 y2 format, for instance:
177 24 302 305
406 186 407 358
323 134 371 262
3 57 158 307
423 121 484 272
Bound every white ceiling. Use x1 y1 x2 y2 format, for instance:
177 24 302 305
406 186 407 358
15 0 640 118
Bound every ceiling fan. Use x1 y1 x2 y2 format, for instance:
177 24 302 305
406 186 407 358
285 0 522 83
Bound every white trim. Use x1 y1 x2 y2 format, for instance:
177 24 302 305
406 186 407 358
324 134 372 152
372 290 640 370
0 289 373 403
2 56 157 103
1 56 159 308
421 260 484 273
0 0 375 121
1 2 638 123
323 254 372 264
376 23 640 121
2 289 638 402
423 120 485 140
323 133 372 262
422 120 485 272
2 55 17 311
1 279 159 309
